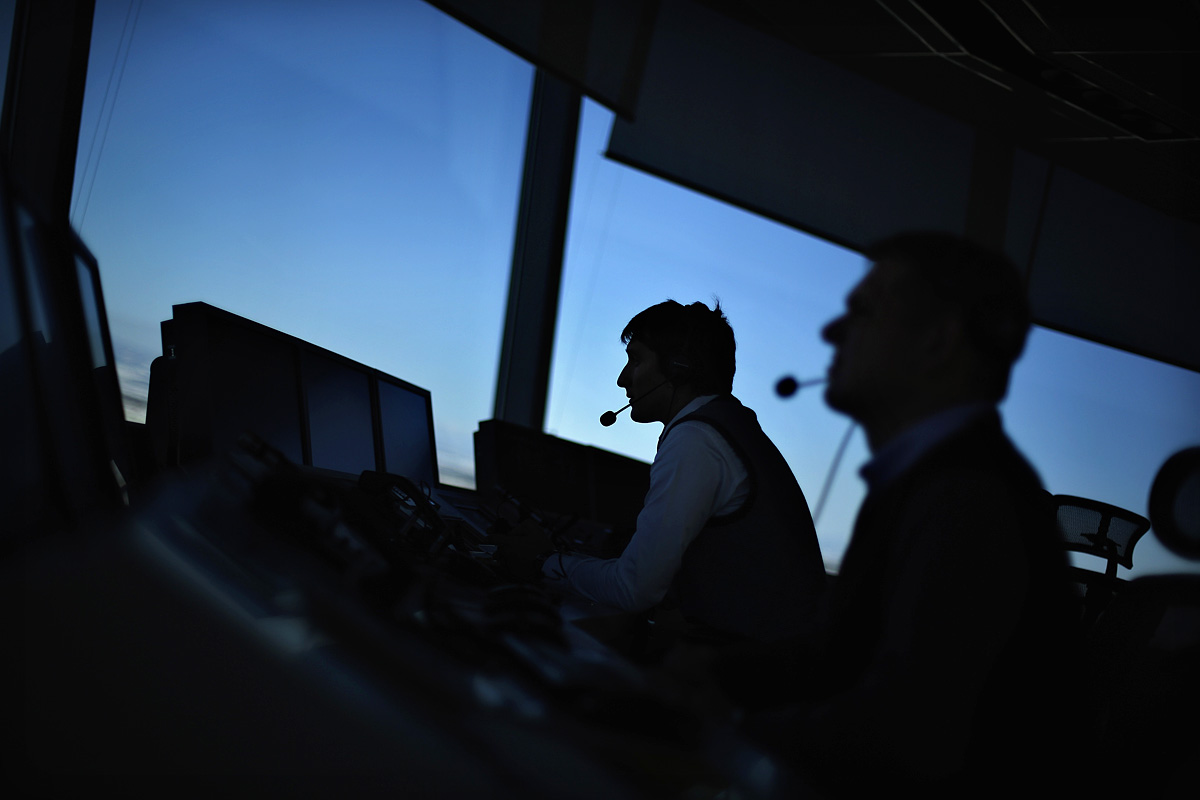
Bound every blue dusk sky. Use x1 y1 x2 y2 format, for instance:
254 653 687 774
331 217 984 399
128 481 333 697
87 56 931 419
72 0 1200 576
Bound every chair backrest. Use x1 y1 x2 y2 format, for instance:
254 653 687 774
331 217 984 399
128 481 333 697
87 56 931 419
1054 494 1150 573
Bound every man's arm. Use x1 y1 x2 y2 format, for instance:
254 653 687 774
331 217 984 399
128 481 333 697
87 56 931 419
543 422 744 611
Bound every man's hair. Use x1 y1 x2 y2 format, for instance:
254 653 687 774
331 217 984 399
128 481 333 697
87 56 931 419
621 300 736 395
866 231 1031 399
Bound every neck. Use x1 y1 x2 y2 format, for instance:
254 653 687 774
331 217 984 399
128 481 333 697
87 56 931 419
662 388 704 426
862 389 991 453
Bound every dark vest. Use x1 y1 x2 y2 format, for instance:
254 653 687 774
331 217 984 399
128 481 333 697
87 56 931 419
664 396 826 641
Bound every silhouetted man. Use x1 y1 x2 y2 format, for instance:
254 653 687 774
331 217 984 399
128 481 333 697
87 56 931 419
739 233 1076 796
509 300 826 645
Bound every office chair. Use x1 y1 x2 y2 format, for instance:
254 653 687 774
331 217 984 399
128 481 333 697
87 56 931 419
1052 494 1150 628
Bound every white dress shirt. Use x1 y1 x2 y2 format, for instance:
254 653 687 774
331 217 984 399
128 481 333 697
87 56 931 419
542 395 749 611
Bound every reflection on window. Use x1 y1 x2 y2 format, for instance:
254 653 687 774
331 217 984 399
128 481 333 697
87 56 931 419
72 0 533 488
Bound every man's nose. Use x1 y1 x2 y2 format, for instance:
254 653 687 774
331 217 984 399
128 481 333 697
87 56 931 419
821 316 844 344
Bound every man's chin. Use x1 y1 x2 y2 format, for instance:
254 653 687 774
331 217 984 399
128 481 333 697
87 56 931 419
629 405 657 424
823 384 852 414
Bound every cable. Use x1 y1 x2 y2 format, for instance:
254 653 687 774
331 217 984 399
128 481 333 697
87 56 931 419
73 0 144 231
73 0 136 222
813 419 858 526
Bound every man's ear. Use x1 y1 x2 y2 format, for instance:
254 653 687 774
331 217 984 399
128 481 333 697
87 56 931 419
918 313 968 372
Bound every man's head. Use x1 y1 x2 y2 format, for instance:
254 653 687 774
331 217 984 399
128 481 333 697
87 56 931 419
618 300 735 423
821 232 1030 448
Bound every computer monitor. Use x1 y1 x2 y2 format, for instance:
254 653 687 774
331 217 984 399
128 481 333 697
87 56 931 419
378 374 437 489
158 303 439 486
303 348 376 476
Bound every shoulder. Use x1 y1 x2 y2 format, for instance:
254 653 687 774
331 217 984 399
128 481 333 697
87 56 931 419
681 395 755 424
670 396 763 444
659 418 730 459
656 418 749 492
880 448 1050 570
900 467 1034 522
900 421 1043 512
904 412 1040 490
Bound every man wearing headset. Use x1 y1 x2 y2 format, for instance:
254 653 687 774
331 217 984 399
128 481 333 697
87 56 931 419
727 232 1079 796
510 299 826 645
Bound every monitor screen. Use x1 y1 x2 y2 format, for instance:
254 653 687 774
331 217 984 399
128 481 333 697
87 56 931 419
378 376 438 488
304 350 376 475
162 303 438 486
204 314 305 465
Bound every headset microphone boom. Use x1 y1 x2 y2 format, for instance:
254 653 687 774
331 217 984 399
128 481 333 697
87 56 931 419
600 378 673 427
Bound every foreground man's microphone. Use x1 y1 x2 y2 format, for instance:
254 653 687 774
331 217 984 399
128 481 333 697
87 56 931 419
776 375 826 398
600 379 671 426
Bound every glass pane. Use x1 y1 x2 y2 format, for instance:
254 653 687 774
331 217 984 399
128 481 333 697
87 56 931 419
548 100 870 570
550 100 1200 577
72 0 533 488
1005 329 1200 578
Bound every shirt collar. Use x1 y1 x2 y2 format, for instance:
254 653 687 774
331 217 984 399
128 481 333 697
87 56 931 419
859 402 994 492
659 394 720 448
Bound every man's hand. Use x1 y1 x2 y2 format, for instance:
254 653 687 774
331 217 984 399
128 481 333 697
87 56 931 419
490 518 555 583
